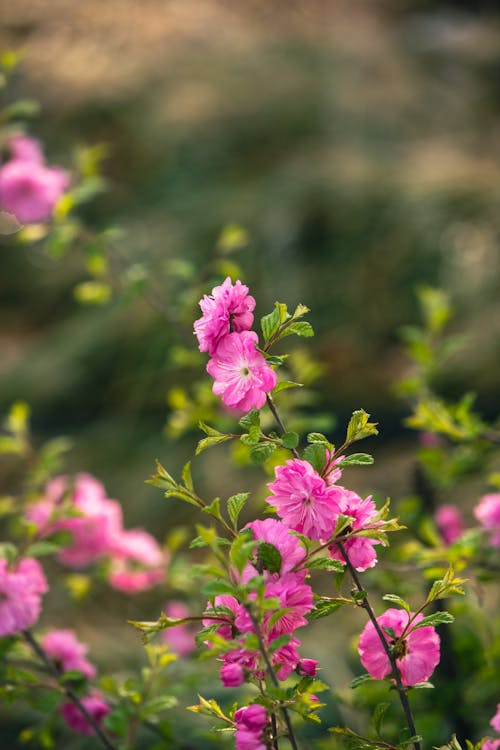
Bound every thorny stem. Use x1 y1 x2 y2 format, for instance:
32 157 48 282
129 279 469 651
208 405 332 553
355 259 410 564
246 606 299 750
22 630 118 750
335 542 421 750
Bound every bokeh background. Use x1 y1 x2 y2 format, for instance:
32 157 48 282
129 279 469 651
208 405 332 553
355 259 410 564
1 1 500 747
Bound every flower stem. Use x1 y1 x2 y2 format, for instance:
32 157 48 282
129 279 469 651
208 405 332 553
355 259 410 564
23 630 117 750
266 395 300 459
245 606 299 750
335 542 421 750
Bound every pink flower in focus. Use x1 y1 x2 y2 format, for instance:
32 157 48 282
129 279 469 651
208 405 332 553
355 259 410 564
474 494 500 547
61 691 110 736
221 661 244 687
108 528 167 593
266 458 341 540
203 595 242 640
207 331 277 413
194 277 256 356
328 489 382 572
435 504 464 545
42 629 96 679
324 450 343 486
0 557 48 636
264 573 314 635
0 145 69 224
491 704 500 734
161 601 196 657
358 608 440 686
272 636 302 680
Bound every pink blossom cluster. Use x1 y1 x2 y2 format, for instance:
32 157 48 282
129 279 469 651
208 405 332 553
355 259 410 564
0 557 48 637
482 704 500 750
61 692 110 736
194 278 276 412
202 518 317 689
358 607 440 686
26 473 167 593
234 705 268 750
266 458 383 571
0 135 69 224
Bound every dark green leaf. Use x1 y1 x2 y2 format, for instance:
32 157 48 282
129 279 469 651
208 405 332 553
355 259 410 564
256 542 282 574
281 431 299 449
303 443 326 473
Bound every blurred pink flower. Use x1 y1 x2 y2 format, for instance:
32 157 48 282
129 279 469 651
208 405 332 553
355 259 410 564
0 136 69 224
207 331 277 413
61 691 110 736
194 277 256 356
358 607 440 686
220 661 244 687
435 504 464 545
234 704 267 750
474 493 500 547
0 557 48 636
491 704 500 733
482 741 500 750
266 458 341 540
328 489 382 572
42 629 96 679
108 528 167 593
161 601 196 657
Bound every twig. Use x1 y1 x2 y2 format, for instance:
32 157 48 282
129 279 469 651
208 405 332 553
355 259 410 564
23 630 117 750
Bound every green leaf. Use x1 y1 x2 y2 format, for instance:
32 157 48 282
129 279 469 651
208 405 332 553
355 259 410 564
195 435 232 455
410 681 435 689
372 702 391 736
256 542 282 575
346 409 379 444
268 634 291 653
25 541 63 558
303 443 326 473
274 380 303 393
146 460 176 489
227 493 250 528
281 431 299 449
140 695 178 718
307 432 331 445
336 453 374 467
309 597 354 619
202 580 235 597
334 514 355 536
261 306 282 343
182 461 193 491
350 672 374 689
202 497 223 521
382 594 410 613
249 442 277 464
411 611 454 631
230 530 256 574
278 321 314 339
308 557 345 573
239 410 260 430
0 543 18 564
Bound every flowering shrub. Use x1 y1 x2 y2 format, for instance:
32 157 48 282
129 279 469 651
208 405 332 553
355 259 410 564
0 54 499 750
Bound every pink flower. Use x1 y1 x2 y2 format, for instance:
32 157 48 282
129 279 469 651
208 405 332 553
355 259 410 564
474 494 500 547
234 705 267 733
243 518 307 579
297 658 318 676
328 489 382 572
0 137 69 224
324 450 343 486
358 608 440 686
483 741 500 750
27 473 123 568
203 595 242 640
61 691 110 736
207 331 277 413
266 459 341 540
194 277 256 356
161 601 196 657
271 636 302 680
435 504 464 545
264 573 314 635
221 661 245 687
107 528 167 593
42 629 96 679
0 557 48 636
491 704 500 734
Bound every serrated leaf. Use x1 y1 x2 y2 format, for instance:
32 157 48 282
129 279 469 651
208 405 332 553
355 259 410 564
308 557 345 573
147 460 176 489
227 493 250 528
411 611 454 631
230 530 256 574
239 410 260 430
303 443 327 473
281 431 299 449
309 597 354 619
346 409 379 444
256 542 282 574
249 442 277 464
261 306 282 343
336 453 374 467
278 321 314 340
195 435 232 455
202 497 222 521
382 594 410 612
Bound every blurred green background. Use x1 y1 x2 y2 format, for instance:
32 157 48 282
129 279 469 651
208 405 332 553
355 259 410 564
0 0 499 746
